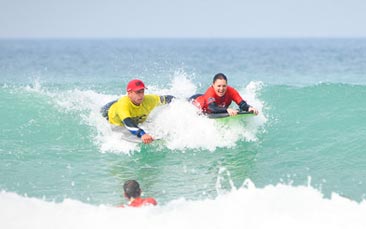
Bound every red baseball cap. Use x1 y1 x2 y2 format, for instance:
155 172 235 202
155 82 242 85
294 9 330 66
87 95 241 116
126 79 146 92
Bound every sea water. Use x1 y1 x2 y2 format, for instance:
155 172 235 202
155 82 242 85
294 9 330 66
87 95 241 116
1 39 366 228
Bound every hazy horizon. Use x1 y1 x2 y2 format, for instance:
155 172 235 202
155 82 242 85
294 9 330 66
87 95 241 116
1 0 366 39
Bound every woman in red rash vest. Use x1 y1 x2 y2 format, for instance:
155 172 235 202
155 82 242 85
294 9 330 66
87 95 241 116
190 73 259 116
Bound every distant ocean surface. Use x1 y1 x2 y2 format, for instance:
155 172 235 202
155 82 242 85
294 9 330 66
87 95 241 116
1 39 366 228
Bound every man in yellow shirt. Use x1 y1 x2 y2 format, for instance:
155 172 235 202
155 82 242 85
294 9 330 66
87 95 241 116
101 79 174 144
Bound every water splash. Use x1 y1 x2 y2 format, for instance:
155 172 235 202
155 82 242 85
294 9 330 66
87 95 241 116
1 181 365 229
16 75 267 153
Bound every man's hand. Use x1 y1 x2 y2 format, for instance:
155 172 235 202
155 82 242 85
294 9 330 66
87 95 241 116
141 133 154 144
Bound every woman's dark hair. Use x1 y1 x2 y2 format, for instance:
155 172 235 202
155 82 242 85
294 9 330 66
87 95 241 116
123 180 141 198
213 73 227 83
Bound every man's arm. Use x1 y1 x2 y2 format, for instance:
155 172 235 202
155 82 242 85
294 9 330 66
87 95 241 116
122 118 146 137
160 95 175 104
122 118 154 144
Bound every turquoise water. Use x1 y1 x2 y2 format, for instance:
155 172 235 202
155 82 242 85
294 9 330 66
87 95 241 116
1 39 366 228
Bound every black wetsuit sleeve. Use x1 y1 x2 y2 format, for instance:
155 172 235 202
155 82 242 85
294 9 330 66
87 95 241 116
160 95 175 104
100 99 118 119
208 100 251 113
238 100 251 112
207 102 228 113
122 118 146 138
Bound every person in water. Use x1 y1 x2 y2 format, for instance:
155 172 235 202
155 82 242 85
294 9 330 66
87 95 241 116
189 73 259 116
121 180 157 207
101 79 174 144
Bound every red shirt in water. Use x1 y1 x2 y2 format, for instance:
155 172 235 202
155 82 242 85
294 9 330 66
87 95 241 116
194 86 244 113
120 197 157 208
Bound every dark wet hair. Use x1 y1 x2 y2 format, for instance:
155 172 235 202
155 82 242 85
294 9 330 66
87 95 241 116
213 73 227 83
123 180 141 199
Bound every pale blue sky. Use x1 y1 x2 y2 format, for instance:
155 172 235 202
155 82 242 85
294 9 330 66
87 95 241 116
1 0 365 38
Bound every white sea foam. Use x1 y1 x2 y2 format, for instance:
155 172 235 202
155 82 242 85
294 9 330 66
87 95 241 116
1 182 365 229
148 77 267 150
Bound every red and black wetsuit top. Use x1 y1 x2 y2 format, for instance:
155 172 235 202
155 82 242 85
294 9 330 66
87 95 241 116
194 86 248 113
120 197 157 208
129 197 157 207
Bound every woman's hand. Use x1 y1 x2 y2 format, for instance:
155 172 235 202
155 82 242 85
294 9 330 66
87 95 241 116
248 106 259 115
227 108 238 116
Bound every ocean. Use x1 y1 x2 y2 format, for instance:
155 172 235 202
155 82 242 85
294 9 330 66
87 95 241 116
1 38 366 228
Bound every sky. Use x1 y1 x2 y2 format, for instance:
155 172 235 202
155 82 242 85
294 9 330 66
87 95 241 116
0 0 366 38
